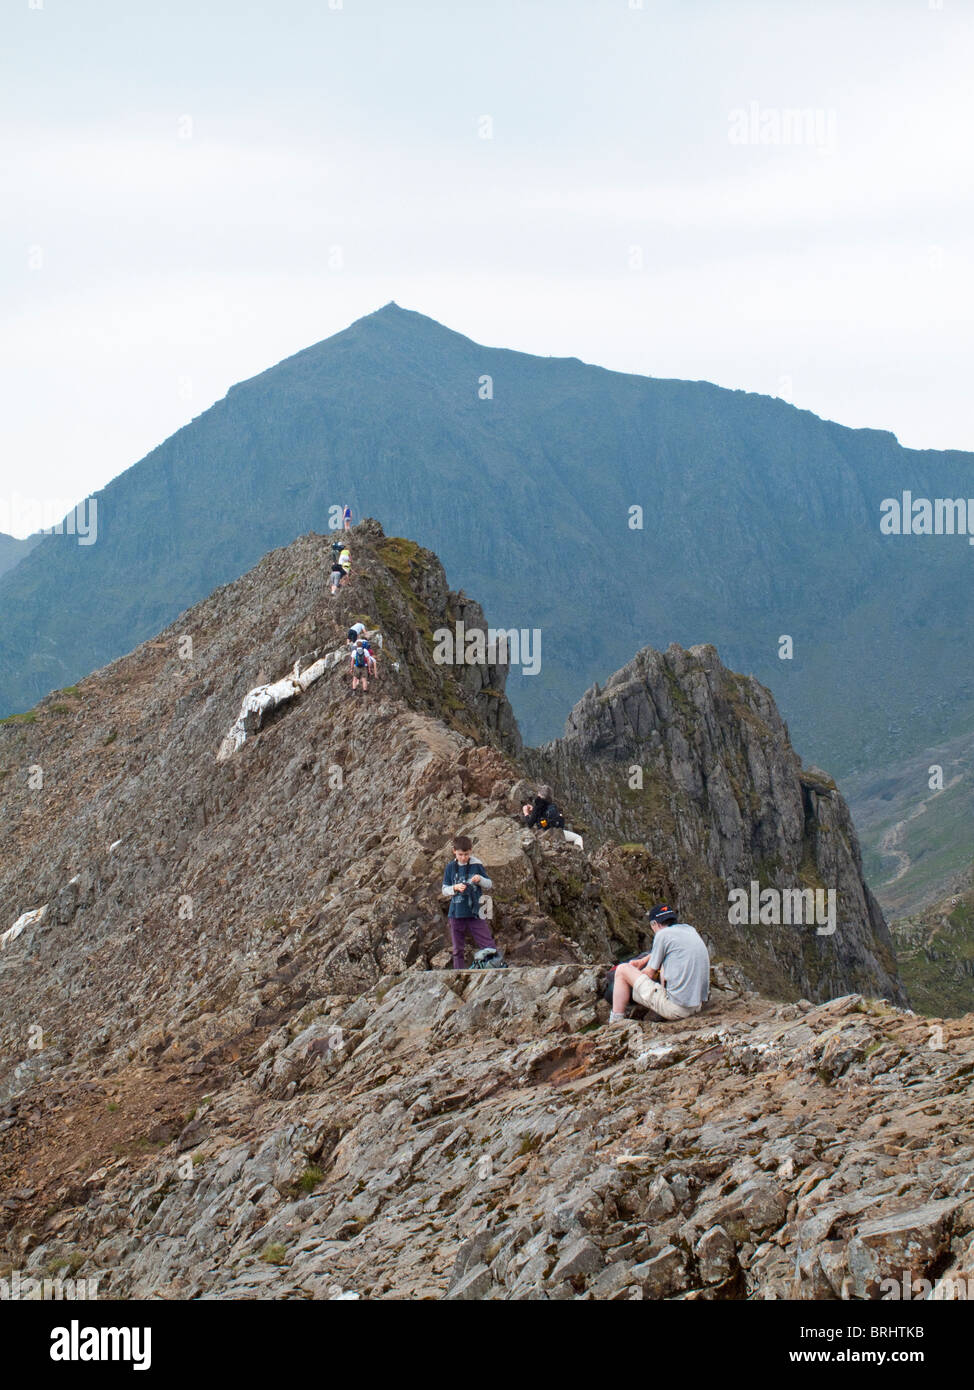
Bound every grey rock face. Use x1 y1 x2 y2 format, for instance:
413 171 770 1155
531 642 904 1004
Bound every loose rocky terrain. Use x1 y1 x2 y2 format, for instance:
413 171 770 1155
0 521 969 1300
3 970 973 1301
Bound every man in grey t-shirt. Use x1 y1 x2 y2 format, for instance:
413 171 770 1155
609 904 710 1023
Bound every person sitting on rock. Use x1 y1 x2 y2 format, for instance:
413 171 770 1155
441 835 497 969
521 785 565 831
609 904 710 1023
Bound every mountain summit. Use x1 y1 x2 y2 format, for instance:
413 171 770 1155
2 305 973 910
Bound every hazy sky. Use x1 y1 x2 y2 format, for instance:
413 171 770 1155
2 0 971 535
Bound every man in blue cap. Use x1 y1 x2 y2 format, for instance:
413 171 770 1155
609 904 710 1023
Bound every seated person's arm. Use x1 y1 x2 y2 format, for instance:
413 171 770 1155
644 937 665 982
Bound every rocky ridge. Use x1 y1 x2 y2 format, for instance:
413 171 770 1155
1 522 966 1300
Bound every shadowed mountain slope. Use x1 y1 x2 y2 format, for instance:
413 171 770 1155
2 303 973 796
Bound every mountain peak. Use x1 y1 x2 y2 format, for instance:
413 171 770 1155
2 301 973 935
342 301 476 349
360 300 435 328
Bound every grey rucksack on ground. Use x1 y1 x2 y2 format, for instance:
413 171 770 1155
471 947 507 970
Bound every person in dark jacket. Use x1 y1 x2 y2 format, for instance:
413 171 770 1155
441 835 497 968
521 785 564 830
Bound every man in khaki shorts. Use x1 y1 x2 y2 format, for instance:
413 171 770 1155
609 904 710 1023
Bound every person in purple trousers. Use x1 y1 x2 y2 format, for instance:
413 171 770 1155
441 835 497 968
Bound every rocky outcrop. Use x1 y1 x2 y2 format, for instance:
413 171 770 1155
531 644 904 1004
0 522 657 1116
0 524 936 1301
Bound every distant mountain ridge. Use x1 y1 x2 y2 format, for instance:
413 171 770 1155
2 303 972 876
0 531 41 580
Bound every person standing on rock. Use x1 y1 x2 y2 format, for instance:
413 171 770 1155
609 904 710 1023
343 504 352 532
442 835 497 968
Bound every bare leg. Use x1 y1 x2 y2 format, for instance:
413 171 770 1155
612 961 645 1015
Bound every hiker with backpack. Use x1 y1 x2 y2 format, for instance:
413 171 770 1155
522 785 565 831
330 559 345 595
608 904 710 1023
349 640 371 693
441 835 500 969
346 624 377 677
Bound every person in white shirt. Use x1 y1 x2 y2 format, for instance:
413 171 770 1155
609 904 710 1023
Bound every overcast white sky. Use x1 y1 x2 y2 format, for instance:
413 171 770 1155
2 0 972 535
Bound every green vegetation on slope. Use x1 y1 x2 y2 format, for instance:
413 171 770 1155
894 874 974 1017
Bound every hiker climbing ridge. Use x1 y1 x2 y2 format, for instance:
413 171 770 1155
350 639 371 692
338 544 351 585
